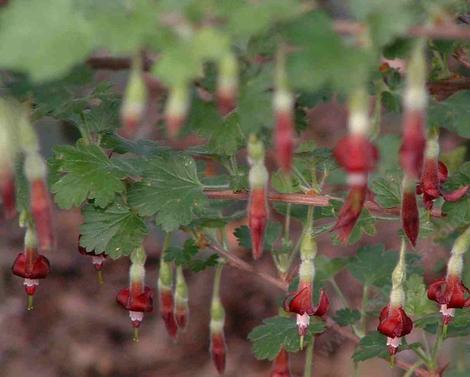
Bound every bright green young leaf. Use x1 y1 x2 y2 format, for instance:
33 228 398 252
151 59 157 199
248 316 325 361
80 201 148 259
405 274 436 317
0 0 93 82
127 154 208 232
51 144 127 209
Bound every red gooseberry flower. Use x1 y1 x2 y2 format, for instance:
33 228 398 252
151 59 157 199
158 260 178 338
30 179 54 251
216 52 238 116
270 349 291 377
78 237 107 271
283 281 329 336
417 158 468 211
11 227 50 309
273 88 294 173
401 174 419 247
427 275 470 324
377 304 413 355
210 330 226 374
116 282 153 328
174 266 189 331
399 109 426 179
210 293 226 375
248 187 268 260
164 83 190 139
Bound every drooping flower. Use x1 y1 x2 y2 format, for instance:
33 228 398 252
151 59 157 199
427 226 470 324
247 135 269 260
377 240 413 355
78 237 107 272
120 55 147 138
401 173 419 247
378 304 413 355
333 88 379 244
284 230 328 341
11 226 50 310
174 265 189 331
417 135 468 210
216 52 238 116
116 247 153 340
270 349 291 377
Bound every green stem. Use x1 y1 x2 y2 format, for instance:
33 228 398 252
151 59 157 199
203 184 231 190
329 279 363 338
162 232 172 257
303 336 315 377
402 361 424 377
430 322 445 371
359 284 369 335
212 263 224 300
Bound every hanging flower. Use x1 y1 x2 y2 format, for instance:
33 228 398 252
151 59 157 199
377 240 413 355
11 226 50 310
78 237 107 271
164 83 190 139
401 173 419 247
210 265 226 375
216 52 238 116
158 258 178 338
270 349 291 377
417 135 468 210
174 266 189 331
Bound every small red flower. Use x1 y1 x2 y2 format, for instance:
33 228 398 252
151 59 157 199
78 238 107 271
270 349 291 377
417 160 469 211
274 105 294 173
377 304 413 355
30 179 54 251
334 134 379 173
402 188 419 247
283 281 329 336
210 330 226 374
12 248 50 305
175 299 189 330
217 88 236 117
159 287 178 338
116 282 153 329
399 109 426 179
0 170 16 219
427 275 470 324
248 187 268 260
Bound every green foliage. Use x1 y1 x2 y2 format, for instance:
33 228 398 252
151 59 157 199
233 222 283 251
248 315 325 361
429 91 470 138
51 143 127 209
334 308 361 326
127 154 208 232
405 274 436 317
371 174 401 208
80 201 148 259
352 332 389 362
164 239 218 272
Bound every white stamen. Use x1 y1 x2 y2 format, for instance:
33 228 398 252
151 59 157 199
386 337 401 349
440 304 455 318
23 278 39 287
129 311 144 323
296 313 310 333
91 255 106 266
347 173 367 186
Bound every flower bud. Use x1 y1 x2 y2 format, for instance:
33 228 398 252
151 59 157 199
210 297 226 374
401 174 419 247
78 236 107 275
248 187 268 260
270 349 291 377
158 260 177 338
164 83 190 139
300 230 317 261
216 52 238 116
273 88 294 173
120 56 147 137
174 266 189 330
247 134 265 165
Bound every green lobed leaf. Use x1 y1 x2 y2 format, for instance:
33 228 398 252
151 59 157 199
405 274 436 317
164 239 218 272
80 201 148 259
0 0 93 82
127 154 208 232
429 91 470 138
248 315 325 360
352 332 389 362
51 144 127 209
233 222 283 251
370 174 401 208
334 308 361 327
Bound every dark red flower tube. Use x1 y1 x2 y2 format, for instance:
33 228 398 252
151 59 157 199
30 179 54 252
210 330 226 374
174 266 189 331
399 109 426 179
427 275 470 324
216 53 238 116
270 349 291 377
273 90 294 173
377 304 413 355
0 169 16 219
283 280 329 336
164 84 189 139
248 187 268 260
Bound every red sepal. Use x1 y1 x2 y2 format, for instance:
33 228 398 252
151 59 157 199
210 331 226 375
116 285 153 313
377 304 413 339
12 251 50 279
283 282 329 317
400 109 426 179
427 275 470 309
334 135 379 173
175 301 189 330
333 184 367 244
248 187 268 260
